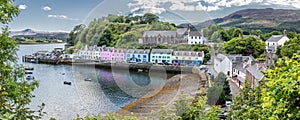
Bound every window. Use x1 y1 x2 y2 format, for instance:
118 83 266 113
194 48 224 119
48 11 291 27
167 56 170 59
138 55 140 58
143 55 147 58
191 36 193 39
152 56 155 58
191 42 193 44
159 56 161 58
127 54 130 57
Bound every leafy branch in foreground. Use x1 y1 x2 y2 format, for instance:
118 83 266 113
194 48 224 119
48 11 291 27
0 0 45 119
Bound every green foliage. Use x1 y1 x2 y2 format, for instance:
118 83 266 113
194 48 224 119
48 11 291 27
260 31 282 41
207 73 231 105
261 55 300 119
71 14 176 48
141 13 159 24
181 97 221 120
229 81 263 120
0 0 19 24
224 37 266 58
277 35 300 58
207 86 225 105
0 1 45 119
230 55 300 119
74 113 138 120
191 44 211 63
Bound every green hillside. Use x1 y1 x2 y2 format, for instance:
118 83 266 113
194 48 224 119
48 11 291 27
67 13 177 49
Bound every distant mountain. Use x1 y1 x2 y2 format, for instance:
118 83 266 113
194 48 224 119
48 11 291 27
191 8 300 33
9 29 69 39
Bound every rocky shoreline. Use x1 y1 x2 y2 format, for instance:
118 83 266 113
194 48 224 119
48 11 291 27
116 68 209 119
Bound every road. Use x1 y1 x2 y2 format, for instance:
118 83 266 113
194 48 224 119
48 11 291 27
229 80 240 98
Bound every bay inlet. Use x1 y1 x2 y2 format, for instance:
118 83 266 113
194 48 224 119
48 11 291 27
17 43 171 119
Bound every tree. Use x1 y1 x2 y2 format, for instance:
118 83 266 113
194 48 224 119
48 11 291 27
142 13 159 24
207 73 231 105
277 36 300 58
181 97 221 120
229 81 263 119
232 28 243 38
0 0 45 119
224 37 266 58
261 55 300 119
192 44 211 64
229 55 300 119
0 0 19 24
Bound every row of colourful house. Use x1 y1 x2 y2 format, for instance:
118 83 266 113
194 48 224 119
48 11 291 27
75 46 205 66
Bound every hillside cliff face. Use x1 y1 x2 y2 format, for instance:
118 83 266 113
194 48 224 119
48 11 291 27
194 8 300 32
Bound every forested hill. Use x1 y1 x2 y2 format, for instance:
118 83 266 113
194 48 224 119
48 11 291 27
67 13 177 48
192 8 300 33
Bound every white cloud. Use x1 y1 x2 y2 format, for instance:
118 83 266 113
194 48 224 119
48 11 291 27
48 14 79 21
127 0 300 13
42 6 52 11
18 4 27 10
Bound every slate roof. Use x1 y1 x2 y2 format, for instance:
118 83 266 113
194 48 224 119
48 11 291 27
126 49 150 54
234 63 247 74
246 64 267 80
266 35 285 42
214 54 226 63
173 51 204 57
142 31 177 37
189 31 202 36
151 49 173 54
176 28 188 35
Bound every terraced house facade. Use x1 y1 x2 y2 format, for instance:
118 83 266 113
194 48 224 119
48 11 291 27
150 49 173 64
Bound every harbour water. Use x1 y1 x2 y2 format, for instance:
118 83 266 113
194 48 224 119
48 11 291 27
17 43 168 119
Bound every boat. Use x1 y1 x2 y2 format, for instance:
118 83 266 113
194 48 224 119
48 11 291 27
26 75 34 80
63 81 71 85
84 77 92 81
30 59 36 63
138 69 143 72
25 66 34 70
25 70 33 74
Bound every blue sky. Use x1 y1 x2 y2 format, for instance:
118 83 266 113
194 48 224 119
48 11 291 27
8 0 300 32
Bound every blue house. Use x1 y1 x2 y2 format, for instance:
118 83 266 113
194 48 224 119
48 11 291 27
125 49 150 63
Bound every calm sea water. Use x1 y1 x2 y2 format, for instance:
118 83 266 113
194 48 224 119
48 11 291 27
17 43 167 119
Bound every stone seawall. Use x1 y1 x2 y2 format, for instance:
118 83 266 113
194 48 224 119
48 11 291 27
23 56 198 74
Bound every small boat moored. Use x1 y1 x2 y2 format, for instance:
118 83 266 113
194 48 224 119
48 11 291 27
25 66 34 70
63 81 71 85
26 75 34 80
25 70 33 74
138 69 143 72
84 77 92 81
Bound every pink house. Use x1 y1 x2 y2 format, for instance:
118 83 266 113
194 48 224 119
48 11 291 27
112 49 126 62
99 47 114 61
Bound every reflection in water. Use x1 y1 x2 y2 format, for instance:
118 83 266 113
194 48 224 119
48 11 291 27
17 44 172 119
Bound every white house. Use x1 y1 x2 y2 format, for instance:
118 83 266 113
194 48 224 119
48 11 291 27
77 45 101 60
214 54 254 78
214 54 233 77
188 31 206 44
266 32 289 53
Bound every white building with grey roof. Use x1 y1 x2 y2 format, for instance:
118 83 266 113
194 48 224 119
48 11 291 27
187 31 206 45
266 32 289 53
